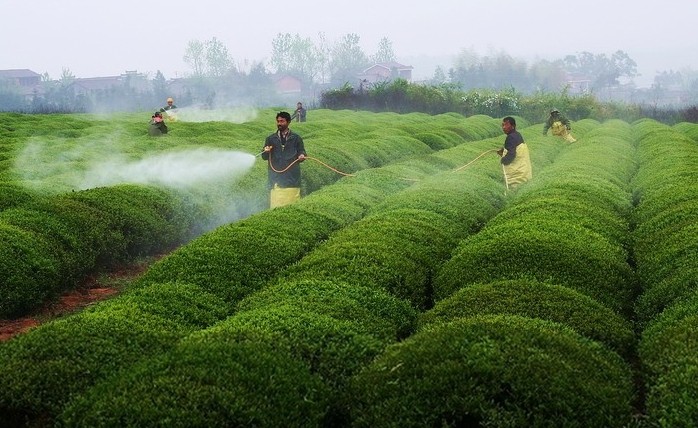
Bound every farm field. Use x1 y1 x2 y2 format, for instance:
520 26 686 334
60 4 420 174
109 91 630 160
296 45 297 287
1 109 697 427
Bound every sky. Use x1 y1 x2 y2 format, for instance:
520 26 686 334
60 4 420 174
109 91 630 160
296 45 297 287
1 0 696 88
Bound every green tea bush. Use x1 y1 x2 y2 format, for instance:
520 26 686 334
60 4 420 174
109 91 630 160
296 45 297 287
0 182 37 209
631 122 698 310
218 306 386 387
58 327 330 428
0 281 228 418
236 279 418 341
674 122 698 141
134 178 394 303
635 267 698 325
64 184 200 262
414 132 454 150
373 171 505 229
0 223 62 317
434 218 636 315
421 279 635 358
282 208 459 309
639 291 698 426
349 315 634 428
488 196 631 249
0 207 93 287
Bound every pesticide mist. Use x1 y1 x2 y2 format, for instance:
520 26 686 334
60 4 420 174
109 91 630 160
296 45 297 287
78 149 256 189
164 106 260 123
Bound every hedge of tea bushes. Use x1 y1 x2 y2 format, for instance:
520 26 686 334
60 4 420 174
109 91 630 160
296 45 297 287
277 133 516 310
24 124 505 425
0 184 202 318
0 141 445 423
631 120 698 321
420 279 635 358
0 111 500 319
435 121 636 317
0 112 503 424
639 295 698 427
57 280 416 427
631 120 698 425
0 281 231 421
346 122 637 426
133 166 438 303
349 315 635 428
673 121 698 141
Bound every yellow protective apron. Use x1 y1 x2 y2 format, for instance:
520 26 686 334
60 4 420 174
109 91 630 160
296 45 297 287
502 143 532 190
551 121 577 142
270 184 301 208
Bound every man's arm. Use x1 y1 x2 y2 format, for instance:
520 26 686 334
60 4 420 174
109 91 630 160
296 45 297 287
500 134 518 165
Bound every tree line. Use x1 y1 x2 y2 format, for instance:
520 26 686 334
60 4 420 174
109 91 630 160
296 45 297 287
1 32 697 117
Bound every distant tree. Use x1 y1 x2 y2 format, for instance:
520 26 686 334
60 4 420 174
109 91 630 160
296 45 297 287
330 33 369 86
59 68 76 84
563 50 637 90
152 70 168 102
270 33 322 85
371 37 397 64
449 50 530 91
183 39 205 77
528 59 568 91
316 32 332 84
653 70 682 89
431 66 447 85
205 37 234 77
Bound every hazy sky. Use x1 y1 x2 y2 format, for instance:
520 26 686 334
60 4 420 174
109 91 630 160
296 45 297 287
2 0 696 87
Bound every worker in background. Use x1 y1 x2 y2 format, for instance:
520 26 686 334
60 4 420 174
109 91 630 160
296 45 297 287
160 97 178 121
148 111 168 136
290 101 307 122
497 116 532 190
543 109 576 142
262 111 306 208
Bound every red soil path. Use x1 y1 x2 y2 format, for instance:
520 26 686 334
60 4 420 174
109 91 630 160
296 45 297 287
0 257 160 342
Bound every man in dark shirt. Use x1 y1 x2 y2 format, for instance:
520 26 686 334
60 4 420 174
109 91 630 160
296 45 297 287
261 111 307 208
497 116 532 190
290 102 307 122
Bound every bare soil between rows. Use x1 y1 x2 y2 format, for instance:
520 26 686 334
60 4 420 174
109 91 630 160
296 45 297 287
0 256 163 342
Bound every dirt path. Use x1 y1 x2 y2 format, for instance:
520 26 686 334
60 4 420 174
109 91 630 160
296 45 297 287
0 256 162 342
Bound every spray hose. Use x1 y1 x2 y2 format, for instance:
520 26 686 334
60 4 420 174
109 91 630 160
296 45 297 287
259 148 498 180
452 149 499 172
263 153 355 177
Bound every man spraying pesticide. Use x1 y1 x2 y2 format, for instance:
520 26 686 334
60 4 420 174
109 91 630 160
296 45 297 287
160 97 178 122
497 116 532 191
261 111 307 208
543 109 576 142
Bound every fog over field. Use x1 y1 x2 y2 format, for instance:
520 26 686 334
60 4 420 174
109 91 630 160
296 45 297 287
1 0 696 87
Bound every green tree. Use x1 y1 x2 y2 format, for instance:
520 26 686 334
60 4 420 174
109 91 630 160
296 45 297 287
563 50 637 90
431 66 447 85
183 39 205 77
371 37 397 64
152 70 168 102
270 33 322 84
330 33 369 86
205 37 234 77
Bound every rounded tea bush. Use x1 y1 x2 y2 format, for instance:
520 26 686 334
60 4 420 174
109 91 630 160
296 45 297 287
421 279 635 358
236 279 417 341
350 315 634 428
58 326 330 428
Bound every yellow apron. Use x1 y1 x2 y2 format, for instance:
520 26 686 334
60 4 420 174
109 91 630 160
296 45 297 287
551 121 577 142
270 184 301 208
502 143 532 190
